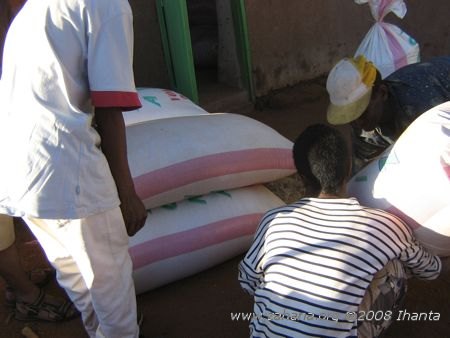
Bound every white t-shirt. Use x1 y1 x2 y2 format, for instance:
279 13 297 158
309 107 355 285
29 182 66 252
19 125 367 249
0 0 141 219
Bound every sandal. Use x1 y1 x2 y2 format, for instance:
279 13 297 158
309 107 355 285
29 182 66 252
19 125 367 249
15 289 79 322
4 267 55 307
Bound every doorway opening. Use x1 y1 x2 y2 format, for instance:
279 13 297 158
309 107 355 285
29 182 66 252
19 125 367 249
157 0 253 112
187 0 249 112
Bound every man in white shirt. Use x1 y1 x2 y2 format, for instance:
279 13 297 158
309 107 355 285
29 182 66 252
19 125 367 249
0 0 147 337
0 0 79 324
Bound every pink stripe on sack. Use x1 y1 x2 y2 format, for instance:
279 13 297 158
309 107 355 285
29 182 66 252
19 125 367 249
441 157 450 180
133 148 294 200
381 22 408 70
129 214 261 269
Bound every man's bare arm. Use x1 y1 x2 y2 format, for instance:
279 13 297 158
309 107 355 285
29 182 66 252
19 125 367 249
95 107 147 236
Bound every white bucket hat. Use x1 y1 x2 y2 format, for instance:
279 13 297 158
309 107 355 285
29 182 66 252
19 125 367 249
326 55 377 125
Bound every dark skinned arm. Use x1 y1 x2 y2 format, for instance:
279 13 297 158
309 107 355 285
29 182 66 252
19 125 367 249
95 107 147 236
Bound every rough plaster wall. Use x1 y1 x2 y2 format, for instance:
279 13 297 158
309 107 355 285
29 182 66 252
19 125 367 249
130 0 170 88
386 0 450 60
128 0 450 96
245 0 450 97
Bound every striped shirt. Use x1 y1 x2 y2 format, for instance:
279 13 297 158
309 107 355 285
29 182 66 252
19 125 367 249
238 197 441 338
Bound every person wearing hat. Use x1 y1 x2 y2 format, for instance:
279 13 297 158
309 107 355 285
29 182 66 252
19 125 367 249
326 55 450 171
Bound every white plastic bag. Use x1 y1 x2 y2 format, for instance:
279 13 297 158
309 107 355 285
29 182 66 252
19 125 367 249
354 0 420 78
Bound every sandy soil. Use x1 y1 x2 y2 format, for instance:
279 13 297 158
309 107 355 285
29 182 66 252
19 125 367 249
1 79 449 338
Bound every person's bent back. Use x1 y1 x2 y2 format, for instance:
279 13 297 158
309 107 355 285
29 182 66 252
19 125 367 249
238 124 441 338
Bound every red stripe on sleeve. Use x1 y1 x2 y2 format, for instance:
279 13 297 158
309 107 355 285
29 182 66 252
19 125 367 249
91 91 142 111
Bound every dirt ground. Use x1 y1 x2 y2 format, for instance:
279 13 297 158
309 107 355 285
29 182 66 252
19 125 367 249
1 79 449 338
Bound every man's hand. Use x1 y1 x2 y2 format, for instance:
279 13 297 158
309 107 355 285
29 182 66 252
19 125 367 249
120 191 147 236
95 107 147 236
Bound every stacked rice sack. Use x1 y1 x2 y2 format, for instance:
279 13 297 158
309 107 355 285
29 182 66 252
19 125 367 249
123 87 208 126
348 102 450 257
124 88 295 293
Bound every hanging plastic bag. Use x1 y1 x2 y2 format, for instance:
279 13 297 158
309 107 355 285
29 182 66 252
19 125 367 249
354 0 420 79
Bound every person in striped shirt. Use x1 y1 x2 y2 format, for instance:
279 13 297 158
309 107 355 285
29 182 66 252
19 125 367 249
238 124 441 338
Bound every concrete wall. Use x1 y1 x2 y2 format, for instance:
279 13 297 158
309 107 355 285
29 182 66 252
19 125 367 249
244 0 450 97
129 0 450 96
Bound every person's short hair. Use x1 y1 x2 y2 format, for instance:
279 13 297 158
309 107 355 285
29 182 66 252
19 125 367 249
293 124 350 195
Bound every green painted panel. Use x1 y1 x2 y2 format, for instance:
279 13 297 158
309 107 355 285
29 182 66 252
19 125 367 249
230 0 254 101
156 0 199 103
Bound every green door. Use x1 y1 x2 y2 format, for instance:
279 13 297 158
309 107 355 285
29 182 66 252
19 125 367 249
230 0 254 101
156 0 254 103
156 0 199 103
